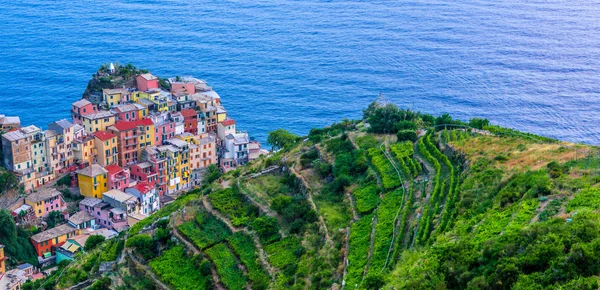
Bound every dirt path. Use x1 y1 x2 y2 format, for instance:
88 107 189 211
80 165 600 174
361 215 378 284
126 250 171 290
170 213 225 289
340 226 351 290
201 197 279 278
290 164 332 244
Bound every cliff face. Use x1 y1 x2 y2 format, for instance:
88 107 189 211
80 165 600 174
33 105 600 290
81 63 142 103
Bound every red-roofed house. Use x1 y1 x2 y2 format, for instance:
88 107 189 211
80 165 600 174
136 73 159 92
180 109 199 135
105 164 131 191
125 182 160 216
109 119 155 167
93 131 119 167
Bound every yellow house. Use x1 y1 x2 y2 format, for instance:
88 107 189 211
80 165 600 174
72 135 96 166
102 88 130 107
76 164 108 199
94 131 119 167
25 188 67 218
163 138 191 193
135 90 169 112
81 111 116 133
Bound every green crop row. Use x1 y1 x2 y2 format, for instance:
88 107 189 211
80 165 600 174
205 243 248 290
353 183 380 214
370 189 405 273
367 148 401 189
567 188 600 212
227 233 271 288
149 246 211 290
264 237 302 272
210 188 260 227
178 212 231 250
346 214 374 288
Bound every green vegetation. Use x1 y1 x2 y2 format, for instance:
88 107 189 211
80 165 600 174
178 211 231 249
205 243 248 290
30 100 600 290
209 187 259 226
227 233 270 289
84 234 106 251
149 246 211 290
0 210 37 266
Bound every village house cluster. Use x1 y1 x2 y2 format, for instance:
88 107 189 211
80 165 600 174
0 65 265 274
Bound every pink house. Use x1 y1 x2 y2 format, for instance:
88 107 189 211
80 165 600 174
105 164 131 191
136 73 159 92
71 99 98 125
112 104 146 122
168 77 196 95
79 197 128 232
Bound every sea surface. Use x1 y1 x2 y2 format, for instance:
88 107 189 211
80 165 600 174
0 0 599 145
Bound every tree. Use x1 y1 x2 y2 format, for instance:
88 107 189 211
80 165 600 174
202 164 221 185
469 117 490 129
85 235 106 251
45 211 65 229
0 210 37 266
0 172 18 194
251 216 279 243
397 130 418 142
125 234 156 261
267 129 299 150
367 104 402 134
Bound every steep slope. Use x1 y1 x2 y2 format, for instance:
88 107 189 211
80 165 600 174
26 104 600 290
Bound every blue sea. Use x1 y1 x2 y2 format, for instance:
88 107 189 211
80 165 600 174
1 0 599 145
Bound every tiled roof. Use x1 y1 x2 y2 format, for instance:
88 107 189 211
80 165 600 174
112 119 154 131
50 119 75 130
76 164 107 177
82 111 115 120
102 189 136 203
26 188 62 203
134 182 153 194
2 130 27 142
72 99 92 108
31 224 76 243
104 164 124 175
103 88 129 95
68 211 94 225
79 197 103 207
180 108 197 118
138 73 157 81
113 103 144 113
221 119 235 126
93 130 116 141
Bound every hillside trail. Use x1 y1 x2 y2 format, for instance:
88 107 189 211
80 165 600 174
361 215 378 285
125 249 171 290
200 196 279 277
289 163 332 244
170 211 225 290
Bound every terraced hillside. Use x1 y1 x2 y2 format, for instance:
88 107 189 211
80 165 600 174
27 103 600 290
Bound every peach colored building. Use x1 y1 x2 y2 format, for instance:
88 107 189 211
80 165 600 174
71 99 98 125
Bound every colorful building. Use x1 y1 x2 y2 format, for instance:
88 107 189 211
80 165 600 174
102 88 130 107
149 112 176 145
25 188 66 218
81 111 116 133
112 103 147 121
105 164 131 191
93 131 119 167
71 99 97 126
109 119 155 167
1 126 38 191
138 146 168 196
180 108 199 135
30 224 77 257
76 164 108 199
72 134 96 167
125 182 160 216
0 115 20 132
67 211 96 232
136 73 159 92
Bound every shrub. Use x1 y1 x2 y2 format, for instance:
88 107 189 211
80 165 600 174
85 235 106 251
149 246 210 289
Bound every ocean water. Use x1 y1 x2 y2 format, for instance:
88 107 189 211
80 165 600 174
0 0 599 145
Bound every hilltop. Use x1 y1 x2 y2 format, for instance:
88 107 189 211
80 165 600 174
25 102 600 290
